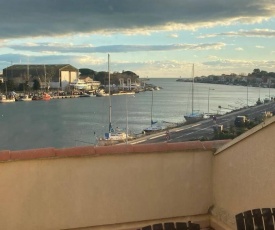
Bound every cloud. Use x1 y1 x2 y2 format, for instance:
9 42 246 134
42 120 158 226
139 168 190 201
7 42 226 53
200 29 275 38
0 0 274 39
169 34 179 38
235 47 244 51
255 45 264 48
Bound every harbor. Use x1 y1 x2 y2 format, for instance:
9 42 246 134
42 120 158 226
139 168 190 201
0 78 274 151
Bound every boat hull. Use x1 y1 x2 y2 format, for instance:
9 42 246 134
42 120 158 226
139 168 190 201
184 114 205 123
0 99 15 103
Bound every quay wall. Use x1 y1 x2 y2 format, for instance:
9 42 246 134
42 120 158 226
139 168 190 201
0 141 228 230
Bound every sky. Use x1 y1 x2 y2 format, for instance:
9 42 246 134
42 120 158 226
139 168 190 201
0 0 275 78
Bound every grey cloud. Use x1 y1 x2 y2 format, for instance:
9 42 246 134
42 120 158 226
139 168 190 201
8 43 225 53
0 0 274 39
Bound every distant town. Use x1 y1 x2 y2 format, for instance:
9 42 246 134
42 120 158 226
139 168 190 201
1 65 275 96
178 68 275 88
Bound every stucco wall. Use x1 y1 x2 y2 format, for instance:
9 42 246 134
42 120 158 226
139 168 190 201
0 142 218 230
212 121 275 229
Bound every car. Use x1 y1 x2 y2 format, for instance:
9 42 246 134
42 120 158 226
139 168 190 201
234 116 249 127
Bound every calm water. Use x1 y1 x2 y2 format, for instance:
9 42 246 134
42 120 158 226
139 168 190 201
1 78 274 151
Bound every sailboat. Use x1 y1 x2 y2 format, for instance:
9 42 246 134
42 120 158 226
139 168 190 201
142 90 164 134
184 64 205 123
97 54 129 146
0 73 15 103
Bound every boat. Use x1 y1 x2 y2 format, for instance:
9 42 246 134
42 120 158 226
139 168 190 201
42 93 51 101
142 90 165 134
0 94 15 103
96 89 108 97
17 94 32 101
184 64 205 123
70 78 89 90
112 91 135 96
32 93 51 101
97 54 130 146
0 80 16 103
79 92 95 97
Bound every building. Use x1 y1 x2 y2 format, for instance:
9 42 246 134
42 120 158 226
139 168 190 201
3 64 79 90
0 116 275 229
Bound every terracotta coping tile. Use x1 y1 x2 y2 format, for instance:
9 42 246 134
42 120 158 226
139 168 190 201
0 150 10 161
94 144 134 155
0 140 230 163
10 148 56 161
55 146 96 158
132 143 168 153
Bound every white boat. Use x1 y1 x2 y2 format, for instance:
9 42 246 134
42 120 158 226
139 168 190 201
96 89 108 97
79 92 96 97
184 64 205 123
142 90 165 134
112 91 135 96
17 95 32 101
70 79 89 90
0 95 15 103
97 54 130 146
71 77 101 91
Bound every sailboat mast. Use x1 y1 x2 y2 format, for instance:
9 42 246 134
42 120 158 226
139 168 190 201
191 64 194 114
108 54 112 133
44 64 46 91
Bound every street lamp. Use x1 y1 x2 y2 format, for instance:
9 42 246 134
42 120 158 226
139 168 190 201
208 88 215 114
125 94 135 144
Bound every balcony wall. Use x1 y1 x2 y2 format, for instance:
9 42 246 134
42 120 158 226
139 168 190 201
212 118 275 229
0 141 228 230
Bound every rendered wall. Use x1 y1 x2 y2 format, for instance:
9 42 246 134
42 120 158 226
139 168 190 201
0 147 214 230
212 122 275 229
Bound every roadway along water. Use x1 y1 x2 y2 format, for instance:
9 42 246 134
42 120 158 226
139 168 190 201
0 78 273 150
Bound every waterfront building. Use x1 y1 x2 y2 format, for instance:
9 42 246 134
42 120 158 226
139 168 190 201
3 64 79 91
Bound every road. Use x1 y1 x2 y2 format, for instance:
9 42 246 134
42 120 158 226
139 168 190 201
130 102 275 144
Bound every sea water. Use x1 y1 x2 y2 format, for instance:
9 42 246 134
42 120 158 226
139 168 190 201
0 78 273 150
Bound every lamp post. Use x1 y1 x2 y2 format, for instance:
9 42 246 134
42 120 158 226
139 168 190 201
208 88 215 114
125 94 135 144
126 95 128 144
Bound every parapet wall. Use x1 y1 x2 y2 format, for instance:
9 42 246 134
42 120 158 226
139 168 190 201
0 141 228 230
212 119 275 229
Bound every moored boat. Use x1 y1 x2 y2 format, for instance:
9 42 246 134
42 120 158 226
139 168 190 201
42 93 51 100
112 91 135 96
184 64 205 123
96 89 108 97
17 95 32 101
0 95 16 103
97 54 132 146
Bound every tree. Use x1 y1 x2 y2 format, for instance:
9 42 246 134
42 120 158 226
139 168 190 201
79 68 96 76
6 79 15 91
33 79 41 91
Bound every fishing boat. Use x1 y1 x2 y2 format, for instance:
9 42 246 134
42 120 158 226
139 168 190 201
184 64 205 123
17 94 32 101
0 94 15 103
32 93 51 101
112 91 135 96
97 54 130 146
95 89 108 97
142 90 165 134
0 81 16 103
42 93 51 101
